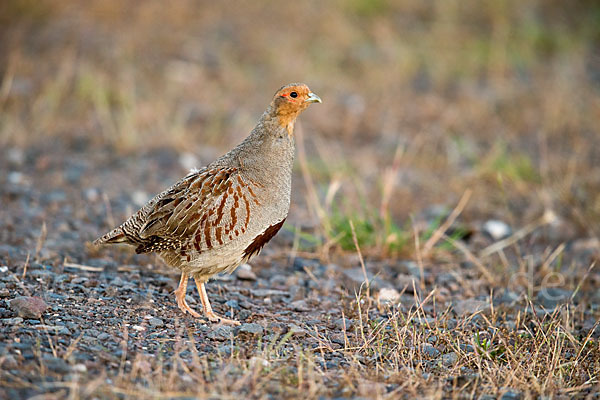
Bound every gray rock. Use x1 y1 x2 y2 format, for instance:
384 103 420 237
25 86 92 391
482 220 512 240
536 288 573 308
500 389 522 400
111 277 125 287
333 318 353 331
225 299 240 309
9 296 49 319
441 352 458 367
236 264 257 281
149 317 164 328
1 354 18 369
288 324 309 337
452 299 490 316
292 257 321 272
290 300 310 312
42 355 71 374
237 323 264 336
422 344 440 357
341 267 388 291
207 326 234 341
251 289 288 297
494 290 520 306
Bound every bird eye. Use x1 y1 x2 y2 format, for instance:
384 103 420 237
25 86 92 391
290 91 298 98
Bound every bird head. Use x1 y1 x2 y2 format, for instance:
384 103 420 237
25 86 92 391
270 83 321 134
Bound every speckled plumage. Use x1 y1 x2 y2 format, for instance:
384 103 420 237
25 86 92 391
95 83 321 324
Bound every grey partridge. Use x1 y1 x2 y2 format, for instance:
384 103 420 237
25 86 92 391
95 83 321 325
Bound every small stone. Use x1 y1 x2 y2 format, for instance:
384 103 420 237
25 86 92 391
225 299 240 309
377 288 400 303
536 288 573 308
441 352 458 367
111 277 125 287
251 289 288 297
149 317 164 328
396 274 420 293
238 323 264 336
267 322 287 334
208 326 234 341
452 299 490 316
1 354 18 369
290 300 310 312
72 364 87 373
288 324 309 337
422 344 440 358
42 355 71 374
333 318 353 331
236 264 257 281
500 389 522 400
249 356 270 368
482 220 512 240
9 296 49 319
292 257 321 271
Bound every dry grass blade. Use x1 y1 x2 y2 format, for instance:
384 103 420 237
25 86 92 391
34 221 47 263
422 188 472 256
443 233 495 284
349 219 370 300
63 261 104 272
479 209 557 258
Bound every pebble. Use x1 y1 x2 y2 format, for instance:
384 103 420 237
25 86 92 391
251 289 288 297
500 390 522 400
237 323 264 336
377 288 400 303
207 326 234 341
42 355 71 374
422 344 441 358
441 352 458 367
289 300 310 312
292 257 321 272
9 296 49 319
482 220 512 240
288 324 309 337
236 264 257 281
225 299 240 310
452 299 490 316
111 277 125 287
535 288 573 308
333 318 353 331
149 317 164 328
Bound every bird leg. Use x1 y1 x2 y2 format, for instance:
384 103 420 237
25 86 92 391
174 272 201 318
194 278 240 326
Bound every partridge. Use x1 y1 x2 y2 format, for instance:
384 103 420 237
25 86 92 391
95 83 321 325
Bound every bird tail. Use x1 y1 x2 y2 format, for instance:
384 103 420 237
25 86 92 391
93 227 128 246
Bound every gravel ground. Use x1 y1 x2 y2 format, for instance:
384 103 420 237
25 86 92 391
1 143 599 399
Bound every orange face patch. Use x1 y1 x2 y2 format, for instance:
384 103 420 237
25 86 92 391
272 84 314 134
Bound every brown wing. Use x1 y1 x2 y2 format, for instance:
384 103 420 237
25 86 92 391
133 166 262 259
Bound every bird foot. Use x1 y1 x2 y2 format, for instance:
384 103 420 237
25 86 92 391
206 311 241 326
176 295 201 318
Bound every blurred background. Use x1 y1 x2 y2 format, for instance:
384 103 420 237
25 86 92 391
1 0 599 259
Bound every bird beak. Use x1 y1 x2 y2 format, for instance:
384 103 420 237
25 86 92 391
305 92 322 104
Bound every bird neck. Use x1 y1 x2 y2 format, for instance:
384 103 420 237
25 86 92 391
227 111 296 180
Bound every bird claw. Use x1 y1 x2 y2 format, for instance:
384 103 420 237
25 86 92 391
206 311 241 326
176 296 201 318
